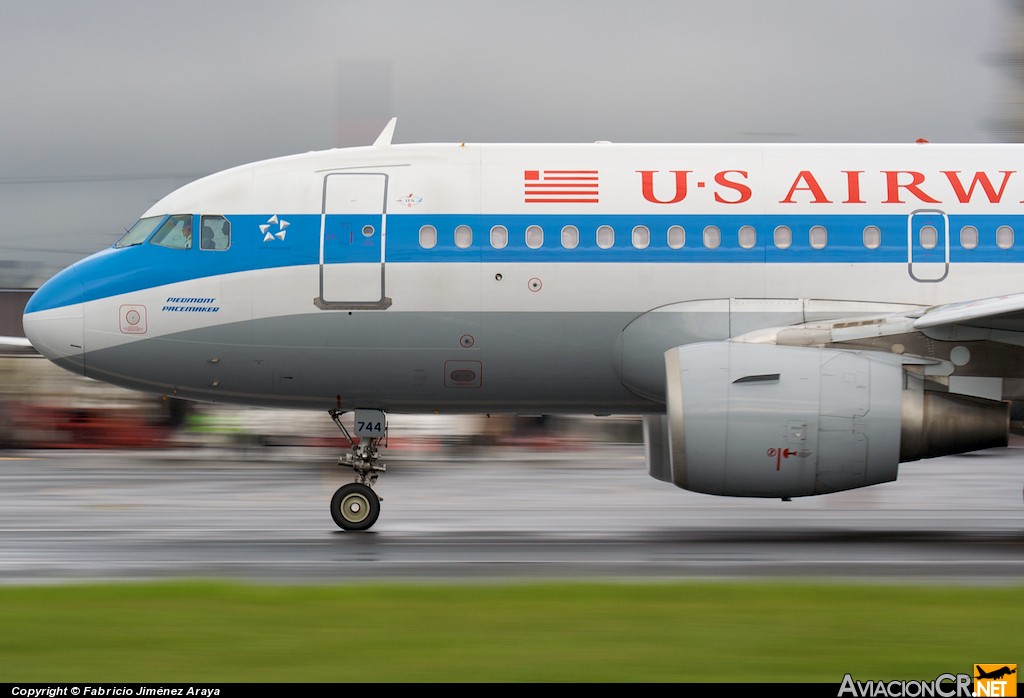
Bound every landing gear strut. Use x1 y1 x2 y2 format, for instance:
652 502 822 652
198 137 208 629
328 409 387 531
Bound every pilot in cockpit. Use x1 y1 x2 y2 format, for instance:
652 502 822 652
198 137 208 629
201 224 215 250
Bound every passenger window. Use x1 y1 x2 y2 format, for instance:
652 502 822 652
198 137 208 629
561 225 579 249
667 225 685 249
150 214 193 250
362 225 375 238
703 225 720 249
809 225 827 250
960 225 978 250
526 225 544 249
919 225 938 250
863 225 881 250
738 225 756 249
997 225 1014 249
632 225 650 249
774 225 792 250
455 224 473 249
597 225 615 249
490 225 508 249
419 225 437 249
200 216 230 251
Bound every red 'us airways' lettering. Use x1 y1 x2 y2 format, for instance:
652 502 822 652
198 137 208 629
778 170 1018 204
638 170 752 204
634 169 1024 205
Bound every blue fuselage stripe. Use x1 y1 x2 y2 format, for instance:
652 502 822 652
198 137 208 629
25 212 1024 312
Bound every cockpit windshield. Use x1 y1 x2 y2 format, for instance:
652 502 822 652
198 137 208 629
149 215 194 250
113 216 164 248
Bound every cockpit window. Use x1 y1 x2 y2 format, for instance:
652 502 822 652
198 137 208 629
149 215 194 250
200 215 231 251
114 216 163 248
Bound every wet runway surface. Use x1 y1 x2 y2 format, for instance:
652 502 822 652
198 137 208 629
1 440 1022 585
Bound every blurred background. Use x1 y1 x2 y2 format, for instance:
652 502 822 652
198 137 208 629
2 0 1023 449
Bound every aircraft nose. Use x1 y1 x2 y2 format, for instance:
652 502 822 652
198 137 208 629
23 264 86 375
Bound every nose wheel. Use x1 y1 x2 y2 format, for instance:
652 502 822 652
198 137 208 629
330 482 381 531
328 409 387 531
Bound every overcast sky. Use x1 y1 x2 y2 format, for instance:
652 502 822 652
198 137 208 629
0 0 1016 286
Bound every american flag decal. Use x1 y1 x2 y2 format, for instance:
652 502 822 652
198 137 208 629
524 169 599 203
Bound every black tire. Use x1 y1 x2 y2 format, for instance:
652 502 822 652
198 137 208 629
330 483 381 531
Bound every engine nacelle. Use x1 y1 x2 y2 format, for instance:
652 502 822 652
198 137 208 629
645 342 1008 498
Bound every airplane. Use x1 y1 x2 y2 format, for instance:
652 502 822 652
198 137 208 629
975 666 1017 681
21 117 1024 531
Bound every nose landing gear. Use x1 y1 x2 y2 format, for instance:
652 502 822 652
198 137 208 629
328 409 387 531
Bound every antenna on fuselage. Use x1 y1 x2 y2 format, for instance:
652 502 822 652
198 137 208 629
373 117 398 147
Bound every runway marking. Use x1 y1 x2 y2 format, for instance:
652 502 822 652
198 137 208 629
0 457 38 461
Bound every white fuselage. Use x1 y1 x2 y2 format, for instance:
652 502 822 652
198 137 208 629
22 141 1024 412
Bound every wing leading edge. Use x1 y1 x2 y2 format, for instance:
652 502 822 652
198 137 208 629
913 291 1024 333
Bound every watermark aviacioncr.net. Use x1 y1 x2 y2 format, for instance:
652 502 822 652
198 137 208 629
837 665 1017 698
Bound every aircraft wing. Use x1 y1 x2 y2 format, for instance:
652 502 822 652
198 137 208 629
913 291 1024 333
732 292 1024 351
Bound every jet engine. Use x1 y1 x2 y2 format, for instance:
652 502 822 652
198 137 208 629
644 342 1008 498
